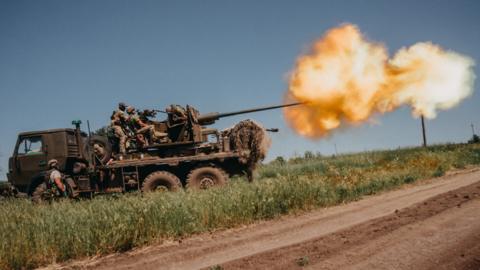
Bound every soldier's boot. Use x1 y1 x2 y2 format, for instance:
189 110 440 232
136 134 148 148
137 126 155 145
154 131 169 143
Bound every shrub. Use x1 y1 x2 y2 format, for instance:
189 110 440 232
468 134 480 144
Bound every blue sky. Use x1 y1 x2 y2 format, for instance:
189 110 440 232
0 0 479 178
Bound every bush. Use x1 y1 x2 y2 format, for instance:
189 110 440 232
468 134 480 144
304 151 315 159
274 156 286 165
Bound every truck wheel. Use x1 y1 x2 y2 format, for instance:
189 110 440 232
142 171 182 192
86 135 112 165
186 166 228 190
31 183 48 203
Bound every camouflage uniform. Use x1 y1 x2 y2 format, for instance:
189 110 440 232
111 106 128 154
127 107 157 145
45 159 67 197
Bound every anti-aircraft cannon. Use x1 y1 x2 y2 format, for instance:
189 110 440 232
95 101 302 193
115 102 302 154
7 102 302 201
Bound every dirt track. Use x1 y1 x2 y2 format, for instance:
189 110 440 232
59 169 480 270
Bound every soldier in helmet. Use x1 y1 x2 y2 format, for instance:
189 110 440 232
46 159 67 197
126 106 157 147
110 102 128 155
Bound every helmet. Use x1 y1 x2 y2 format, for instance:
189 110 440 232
118 102 127 110
48 159 58 168
126 106 135 114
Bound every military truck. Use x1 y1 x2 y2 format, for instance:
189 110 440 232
7 127 89 196
6 103 300 201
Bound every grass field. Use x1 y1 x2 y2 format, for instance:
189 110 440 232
1 143 479 269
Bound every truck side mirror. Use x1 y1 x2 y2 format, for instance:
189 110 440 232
44 144 48 154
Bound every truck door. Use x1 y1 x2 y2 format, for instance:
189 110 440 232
11 135 47 188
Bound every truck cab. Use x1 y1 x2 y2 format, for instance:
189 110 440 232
7 129 88 194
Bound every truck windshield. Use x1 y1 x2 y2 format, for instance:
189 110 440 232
17 136 43 155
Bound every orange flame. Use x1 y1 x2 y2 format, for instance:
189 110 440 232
284 24 476 138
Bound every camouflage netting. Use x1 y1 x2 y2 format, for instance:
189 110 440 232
223 119 271 171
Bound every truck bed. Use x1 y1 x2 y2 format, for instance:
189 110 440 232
105 151 244 169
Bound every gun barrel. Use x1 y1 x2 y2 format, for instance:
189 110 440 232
218 102 302 118
197 102 302 124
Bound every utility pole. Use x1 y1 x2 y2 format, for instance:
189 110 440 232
421 115 427 147
472 123 476 136
0 147 3 174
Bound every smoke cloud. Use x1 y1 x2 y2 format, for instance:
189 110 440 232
284 24 476 138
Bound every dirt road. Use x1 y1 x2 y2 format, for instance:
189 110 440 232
61 169 480 270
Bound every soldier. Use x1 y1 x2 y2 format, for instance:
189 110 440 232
166 104 187 123
126 106 157 147
46 159 67 197
111 102 128 155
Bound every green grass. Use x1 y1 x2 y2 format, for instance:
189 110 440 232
1 143 479 269
296 256 310 267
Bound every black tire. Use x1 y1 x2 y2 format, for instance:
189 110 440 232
27 175 45 196
186 166 228 190
31 183 48 203
141 171 182 192
85 135 112 165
